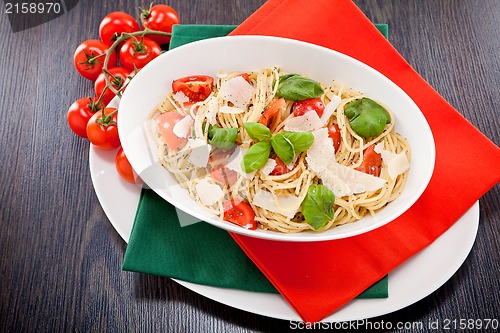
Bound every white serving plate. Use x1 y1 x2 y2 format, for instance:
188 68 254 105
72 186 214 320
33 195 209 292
89 144 478 322
118 35 435 242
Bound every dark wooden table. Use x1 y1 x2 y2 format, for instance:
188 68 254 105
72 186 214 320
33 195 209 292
1 1 498 332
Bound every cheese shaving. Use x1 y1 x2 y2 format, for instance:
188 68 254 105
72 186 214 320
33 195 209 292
284 110 324 132
195 179 224 206
253 189 301 218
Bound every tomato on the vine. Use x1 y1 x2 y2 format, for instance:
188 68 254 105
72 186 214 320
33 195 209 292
99 11 140 46
172 75 214 103
74 40 117 81
67 97 102 138
140 4 180 45
119 37 162 71
115 147 140 184
94 67 131 106
86 107 120 150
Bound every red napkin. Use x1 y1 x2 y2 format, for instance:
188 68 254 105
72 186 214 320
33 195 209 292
227 0 500 323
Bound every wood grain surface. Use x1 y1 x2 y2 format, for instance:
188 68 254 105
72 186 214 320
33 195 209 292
0 1 498 332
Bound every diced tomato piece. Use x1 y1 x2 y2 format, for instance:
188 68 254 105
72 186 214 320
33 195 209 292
172 75 214 102
292 97 325 117
223 200 256 230
209 147 238 184
270 157 289 176
154 112 188 150
238 73 251 83
355 145 382 176
211 164 238 184
209 147 235 165
328 123 341 152
259 98 286 129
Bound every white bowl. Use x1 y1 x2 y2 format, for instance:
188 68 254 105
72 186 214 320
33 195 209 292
118 35 435 242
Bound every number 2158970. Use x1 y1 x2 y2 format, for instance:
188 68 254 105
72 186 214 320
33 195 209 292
5 2 61 14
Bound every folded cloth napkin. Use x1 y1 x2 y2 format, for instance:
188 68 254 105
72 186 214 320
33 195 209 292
223 0 500 323
123 22 390 298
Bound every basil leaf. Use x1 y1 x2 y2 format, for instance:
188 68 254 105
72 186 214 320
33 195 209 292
301 185 336 230
244 122 272 142
276 74 324 101
241 142 271 173
344 98 391 138
278 74 298 83
208 125 238 150
282 131 314 153
270 134 295 164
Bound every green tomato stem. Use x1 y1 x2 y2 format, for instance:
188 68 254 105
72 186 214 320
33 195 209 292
98 29 172 98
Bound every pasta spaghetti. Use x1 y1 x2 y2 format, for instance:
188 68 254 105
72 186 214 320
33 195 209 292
148 67 410 233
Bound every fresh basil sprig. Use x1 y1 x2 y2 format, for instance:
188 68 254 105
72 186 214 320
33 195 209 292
282 132 314 153
301 184 336 230
270 134 295 164
276 74 324 101
241 122 314 173
242 141 271 173
344 97 391 138
207 124 238 150
244 122 272 142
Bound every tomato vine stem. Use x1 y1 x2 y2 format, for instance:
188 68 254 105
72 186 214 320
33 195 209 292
88 29 171 108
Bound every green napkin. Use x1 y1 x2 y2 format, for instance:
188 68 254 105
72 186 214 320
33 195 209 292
122 24 389 297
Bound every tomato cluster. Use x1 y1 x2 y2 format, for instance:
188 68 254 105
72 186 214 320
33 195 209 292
68 5 180 184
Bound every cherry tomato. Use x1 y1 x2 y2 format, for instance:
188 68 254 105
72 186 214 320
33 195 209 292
223 200 256 230
86 107 120 150
140 4 180 45
259 98 286 129
172 75 214 103
328 123 341 152
211 164 238 184
354 145 382 176
94 67 131 106
270 157 289 176
74 40 117 81
239 73 251 83
292 97 325 117
115 147 140 184
99 11 140 46
67 97 102 138
209 148 238 184
154 112 188 150
119 37 162 71
209 147 235 165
